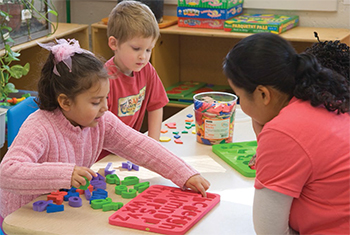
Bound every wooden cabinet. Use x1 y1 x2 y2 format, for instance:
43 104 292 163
0 23 89 91
91 23 114 62
91 22 350 108
153 26 350 91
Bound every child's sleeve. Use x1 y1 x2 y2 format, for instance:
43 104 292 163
0 116 74 195
103 112 198 188
145 63 169 112
253 187 297 234
255 128 312 198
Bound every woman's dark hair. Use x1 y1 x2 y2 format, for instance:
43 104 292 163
37 52 109 111
223 32 349 114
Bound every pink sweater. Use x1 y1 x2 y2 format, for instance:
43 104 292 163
0 109 198 218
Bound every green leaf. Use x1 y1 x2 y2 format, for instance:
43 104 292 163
5 37 15 44
2 72 9 83
4 83 18 94
4 44 11 51
9 65 29 79
0 90 6 99
3 65 10 72
48 9 58 17
0 11 10 18
4 49 21 63
0 26 12 31
23 63 30 75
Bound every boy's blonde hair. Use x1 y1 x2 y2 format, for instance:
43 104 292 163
107 0 160 44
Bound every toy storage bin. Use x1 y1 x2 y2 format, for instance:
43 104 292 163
0 108 7 148
194 91 238 145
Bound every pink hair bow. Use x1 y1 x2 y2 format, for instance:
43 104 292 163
38 38 92 76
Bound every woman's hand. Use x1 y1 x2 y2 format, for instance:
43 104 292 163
252 119 264 137
185 174 210 197
249 154 257 169
251 119 262 169
71 166 97 188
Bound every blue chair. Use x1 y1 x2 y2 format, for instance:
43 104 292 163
7 96 38 147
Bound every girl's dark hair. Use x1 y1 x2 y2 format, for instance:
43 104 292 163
305 39 349 82
37 52 109 111
223 32 349 114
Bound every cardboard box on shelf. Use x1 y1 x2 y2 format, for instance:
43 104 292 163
178 18 225 29
177 4 243 20
224 14 299 34
178 0 243 9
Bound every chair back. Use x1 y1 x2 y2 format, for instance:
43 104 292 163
7 96 38 147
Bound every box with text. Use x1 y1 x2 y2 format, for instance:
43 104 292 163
178 17 225 29
224 14 299 34
178 0 243 9
177 4 243 20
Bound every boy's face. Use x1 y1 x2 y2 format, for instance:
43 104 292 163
113 36 156 76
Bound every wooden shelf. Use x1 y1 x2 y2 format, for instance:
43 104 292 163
0 23 89 56
91 22 114 62
91 21 350 102
1 23 89 91
158 25 350 43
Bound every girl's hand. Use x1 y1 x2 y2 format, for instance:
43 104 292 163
71 166 97 188
185 174 210 197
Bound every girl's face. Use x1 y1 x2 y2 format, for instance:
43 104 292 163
113 36 156 76
63 78 109 128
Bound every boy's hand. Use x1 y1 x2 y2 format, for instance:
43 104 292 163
185 174 210 197
71 166 97 188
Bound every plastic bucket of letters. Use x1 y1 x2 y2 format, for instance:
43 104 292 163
193 92 238 145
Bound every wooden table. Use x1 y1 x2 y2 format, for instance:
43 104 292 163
3 104 256 235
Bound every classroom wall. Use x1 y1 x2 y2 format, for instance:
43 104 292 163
52 0 350 29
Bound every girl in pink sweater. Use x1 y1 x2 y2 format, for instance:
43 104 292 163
0 39 210 224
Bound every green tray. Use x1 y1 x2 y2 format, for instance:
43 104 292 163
180 84 234 101
212 141 257 177
166 81 206 99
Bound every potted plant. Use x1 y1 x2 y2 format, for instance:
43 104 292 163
0 0 58 106
0 9 29 106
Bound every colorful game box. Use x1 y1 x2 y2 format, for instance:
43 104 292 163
178 0 244 9
212 141 257 177
178 18 225 29
177 4 243 20
224 14 299 34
